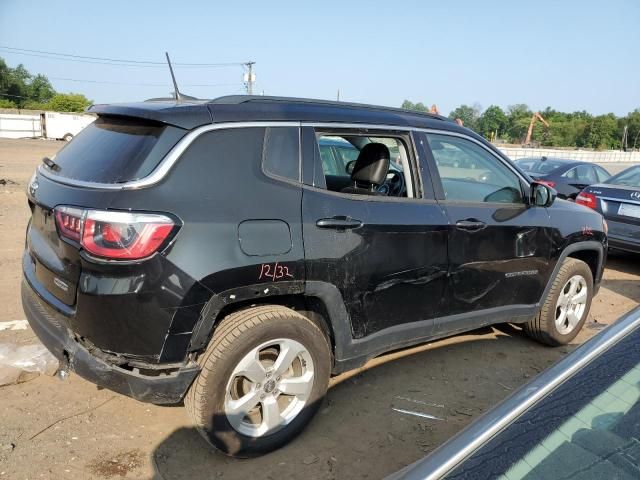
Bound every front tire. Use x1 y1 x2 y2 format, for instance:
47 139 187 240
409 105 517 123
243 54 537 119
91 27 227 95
524 258 593 346
185 305 331 457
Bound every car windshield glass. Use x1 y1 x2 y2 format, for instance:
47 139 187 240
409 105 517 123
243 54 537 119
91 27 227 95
445 323 640 480
605 166 640 187
515 159 565 175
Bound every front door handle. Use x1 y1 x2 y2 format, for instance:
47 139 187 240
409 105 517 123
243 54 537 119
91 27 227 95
455 219 487 231
316 217 363 230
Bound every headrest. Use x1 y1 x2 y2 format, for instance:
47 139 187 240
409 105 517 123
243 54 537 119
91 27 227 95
351 143 390 186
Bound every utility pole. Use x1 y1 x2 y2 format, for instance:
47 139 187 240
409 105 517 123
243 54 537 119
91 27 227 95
337 89 340 101
244 62 256 95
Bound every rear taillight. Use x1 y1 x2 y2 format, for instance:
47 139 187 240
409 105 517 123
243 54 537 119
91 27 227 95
54 207 176 260
576 192 598 209
55 206 84 241
538 180 556 188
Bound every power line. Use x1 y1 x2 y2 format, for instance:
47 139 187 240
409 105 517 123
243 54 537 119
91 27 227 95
0 46 250 68
49 76 239 88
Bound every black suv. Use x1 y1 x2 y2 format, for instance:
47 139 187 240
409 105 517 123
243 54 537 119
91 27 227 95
22 96 607 457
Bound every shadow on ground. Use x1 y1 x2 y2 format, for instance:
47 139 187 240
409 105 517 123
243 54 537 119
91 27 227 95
602 250 640 303
149 327 562 480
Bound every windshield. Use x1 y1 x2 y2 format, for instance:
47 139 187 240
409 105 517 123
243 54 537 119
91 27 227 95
49 116 185 183
444 323 640 480
515 158 566 175
605 165 640 187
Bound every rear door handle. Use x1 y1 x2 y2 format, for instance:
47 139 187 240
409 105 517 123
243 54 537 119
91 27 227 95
455 219 487 231
316 217 363 230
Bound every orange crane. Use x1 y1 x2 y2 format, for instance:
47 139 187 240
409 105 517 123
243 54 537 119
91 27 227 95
524 112 549 145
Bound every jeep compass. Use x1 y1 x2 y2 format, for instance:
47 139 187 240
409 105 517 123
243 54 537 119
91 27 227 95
22 95 607 456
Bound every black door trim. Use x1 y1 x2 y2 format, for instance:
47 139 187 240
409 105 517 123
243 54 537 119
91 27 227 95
305 280 536 374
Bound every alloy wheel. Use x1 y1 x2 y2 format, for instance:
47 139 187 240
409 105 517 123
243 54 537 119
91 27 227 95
224 338 314 437
555 274 588 335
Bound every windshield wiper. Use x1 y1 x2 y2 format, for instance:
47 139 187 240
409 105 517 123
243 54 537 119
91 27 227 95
42 156 60 172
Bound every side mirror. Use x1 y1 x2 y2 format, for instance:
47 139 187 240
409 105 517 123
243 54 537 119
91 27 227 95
345 160 356 175
530 181 556 207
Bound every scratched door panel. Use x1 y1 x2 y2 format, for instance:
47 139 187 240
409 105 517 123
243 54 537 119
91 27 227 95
443 203 554 314
301 186 449 339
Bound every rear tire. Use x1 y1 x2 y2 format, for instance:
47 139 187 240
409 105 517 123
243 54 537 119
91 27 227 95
63 133 73 142
524 258 593 346
185 305 331 457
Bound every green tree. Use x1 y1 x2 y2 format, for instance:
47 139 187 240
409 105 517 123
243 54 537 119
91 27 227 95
582 114 619 150
6 64 30 105
504 104 531 143
477 105 507 139
44 93 92 112
21 100 47 110
0 98 17 108
0 57 88 110
619 109 640 150
401 100 429 113
0 58 12 94
448 104 481 131
28 74 55 103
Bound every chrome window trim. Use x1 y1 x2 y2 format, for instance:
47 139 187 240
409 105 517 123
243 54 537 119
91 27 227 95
37 121 301 191
37 120 526 191
302 122 413 132
395 306 640 480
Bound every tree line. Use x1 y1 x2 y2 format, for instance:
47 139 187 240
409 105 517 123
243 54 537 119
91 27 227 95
402 100 640 151
0 57 91 113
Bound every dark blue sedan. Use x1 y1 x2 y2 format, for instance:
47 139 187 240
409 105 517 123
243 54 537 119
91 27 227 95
515 157 611 200
578 164 640 254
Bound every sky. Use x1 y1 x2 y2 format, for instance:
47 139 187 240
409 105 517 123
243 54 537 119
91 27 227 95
0 0 638 116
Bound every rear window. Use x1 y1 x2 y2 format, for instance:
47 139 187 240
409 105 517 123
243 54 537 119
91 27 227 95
606 165 640 187
516 158 565 175
49 116 185 183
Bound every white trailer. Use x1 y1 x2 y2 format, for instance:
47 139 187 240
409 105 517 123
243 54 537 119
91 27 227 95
40 112 95 141
0 113 42 139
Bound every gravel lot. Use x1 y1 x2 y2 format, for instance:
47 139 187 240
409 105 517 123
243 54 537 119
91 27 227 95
0 138 638 479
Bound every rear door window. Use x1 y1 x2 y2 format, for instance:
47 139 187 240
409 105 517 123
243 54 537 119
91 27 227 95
48 116 185 183
594 166 611 183
575 165 598 183
262 127 300 181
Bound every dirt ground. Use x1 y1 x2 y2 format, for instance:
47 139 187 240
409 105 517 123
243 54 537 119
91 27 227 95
0 138 638 480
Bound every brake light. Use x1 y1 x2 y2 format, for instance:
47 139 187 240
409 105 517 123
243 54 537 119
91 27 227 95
54 207 176 260
576 192 598 209
54 206 84 241
537 180 556 188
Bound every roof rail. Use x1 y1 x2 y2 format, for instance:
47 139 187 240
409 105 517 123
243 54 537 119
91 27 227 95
144 97 208 103
208 95 450 122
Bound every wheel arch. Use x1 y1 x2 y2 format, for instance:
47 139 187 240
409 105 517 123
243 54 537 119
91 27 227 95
188 281 352 372
566 248 600 282
539 241 604 308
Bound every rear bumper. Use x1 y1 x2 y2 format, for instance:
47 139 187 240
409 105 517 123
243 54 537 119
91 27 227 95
604 217 640 254
21 279 200 404
608 236 640 254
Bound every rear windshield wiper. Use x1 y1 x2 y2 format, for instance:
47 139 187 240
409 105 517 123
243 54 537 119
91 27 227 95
42 156 60 172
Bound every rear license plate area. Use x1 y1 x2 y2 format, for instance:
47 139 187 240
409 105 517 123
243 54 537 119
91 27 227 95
618 203 640 219
34 259 77 305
